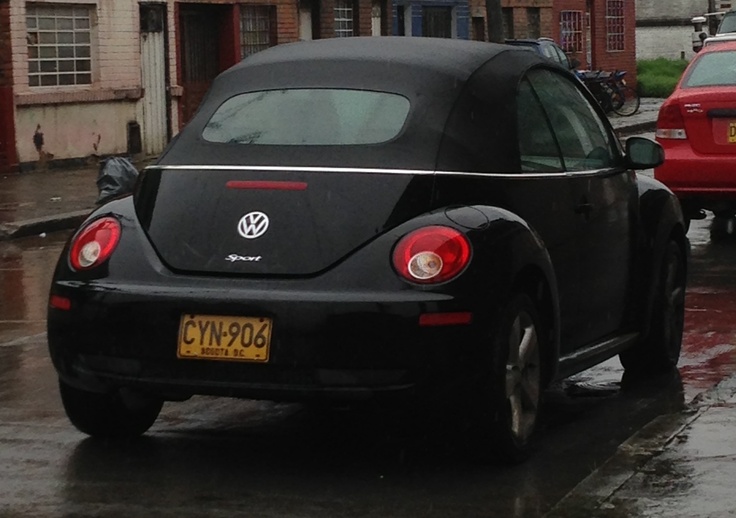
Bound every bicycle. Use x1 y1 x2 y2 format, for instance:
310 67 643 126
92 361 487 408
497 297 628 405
577 70 640 117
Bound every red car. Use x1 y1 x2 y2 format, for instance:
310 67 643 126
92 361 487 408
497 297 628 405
654 39 736 233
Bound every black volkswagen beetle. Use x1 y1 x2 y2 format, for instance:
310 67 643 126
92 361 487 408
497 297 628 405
48 37 686 462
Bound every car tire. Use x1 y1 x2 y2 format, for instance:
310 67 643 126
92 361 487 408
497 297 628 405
59 379 163 438
620 240 685 374
710 214 736 242
468 293 544 464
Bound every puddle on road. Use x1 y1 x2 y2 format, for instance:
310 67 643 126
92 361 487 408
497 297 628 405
0 232 68 343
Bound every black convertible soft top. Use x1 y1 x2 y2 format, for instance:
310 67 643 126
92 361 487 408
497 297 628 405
158 37 554 172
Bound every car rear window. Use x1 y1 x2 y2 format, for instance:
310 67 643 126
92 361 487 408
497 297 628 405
683 51 736 87
717 12 736 34
201 89 411 145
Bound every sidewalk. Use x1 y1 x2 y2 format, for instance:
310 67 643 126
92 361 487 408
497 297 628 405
546 373 736 517
0 98 663 241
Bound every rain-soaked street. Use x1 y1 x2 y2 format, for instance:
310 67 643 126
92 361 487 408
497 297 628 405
1 213 735 517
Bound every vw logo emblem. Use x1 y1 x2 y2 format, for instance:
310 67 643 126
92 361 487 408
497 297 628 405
237 211 269 239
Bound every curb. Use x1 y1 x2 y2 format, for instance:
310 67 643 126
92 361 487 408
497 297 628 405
0 210 90 241
614 121 657 137
544 373 736 517
543 409 700 518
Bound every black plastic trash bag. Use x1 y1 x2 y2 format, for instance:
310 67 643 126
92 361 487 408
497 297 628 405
96 156 139 205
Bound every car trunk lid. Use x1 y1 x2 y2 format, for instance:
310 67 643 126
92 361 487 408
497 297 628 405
134 166 434 275
677 88 736 155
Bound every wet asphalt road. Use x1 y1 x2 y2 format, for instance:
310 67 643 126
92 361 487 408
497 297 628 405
1 201 735 517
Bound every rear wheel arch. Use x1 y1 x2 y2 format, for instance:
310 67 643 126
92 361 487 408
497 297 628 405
640 221 688 339
621 231 687 373
636 180 688 328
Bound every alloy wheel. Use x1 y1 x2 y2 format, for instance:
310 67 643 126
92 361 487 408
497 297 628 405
503 309 541 443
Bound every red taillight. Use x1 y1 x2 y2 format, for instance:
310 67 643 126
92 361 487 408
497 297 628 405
656 101 688 140
392 226 471 284
69 217 121 271
49 294 71 311
419 312 473 326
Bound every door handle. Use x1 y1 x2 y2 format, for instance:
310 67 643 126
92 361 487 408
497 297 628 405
575 202 594 215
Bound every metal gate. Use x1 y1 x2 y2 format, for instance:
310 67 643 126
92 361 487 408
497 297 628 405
179 5 221 126
140 3 169 156
422 7 452 38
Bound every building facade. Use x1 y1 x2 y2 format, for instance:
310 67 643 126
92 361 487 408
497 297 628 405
1 0 385 172
466 0 554 41
465 1 636 82
392 0 470 38
0 0 640 173
552 0 636 78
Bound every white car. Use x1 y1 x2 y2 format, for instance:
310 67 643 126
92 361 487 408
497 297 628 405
716 9 736 35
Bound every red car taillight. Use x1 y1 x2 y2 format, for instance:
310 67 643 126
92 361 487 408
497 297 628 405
69 217 121 271
392 226 471 284
656 101 688 140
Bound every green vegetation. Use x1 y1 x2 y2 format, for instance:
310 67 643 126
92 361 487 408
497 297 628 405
636 58 690 98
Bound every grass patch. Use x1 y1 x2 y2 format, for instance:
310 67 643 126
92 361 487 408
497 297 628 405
637 58 689 98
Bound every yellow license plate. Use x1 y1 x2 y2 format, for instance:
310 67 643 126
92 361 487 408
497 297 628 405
730 122 736 144
177 314 272 362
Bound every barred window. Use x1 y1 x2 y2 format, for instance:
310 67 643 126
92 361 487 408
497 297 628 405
606 0 625 51
240 5 275 58
560 11 583 53
334 0 354 37
26 4 93 87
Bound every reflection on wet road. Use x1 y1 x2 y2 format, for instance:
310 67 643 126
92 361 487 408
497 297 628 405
0 215 735 517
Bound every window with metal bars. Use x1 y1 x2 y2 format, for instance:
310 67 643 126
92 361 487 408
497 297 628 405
334 0 354 37
240 5 275 58
606 0 624 51
559 10 583 53
26 4 93 87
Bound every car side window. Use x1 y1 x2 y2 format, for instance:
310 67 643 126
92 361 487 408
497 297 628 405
553 46 571 69
541 44 559 64
527 69 617 171
516 78 564 172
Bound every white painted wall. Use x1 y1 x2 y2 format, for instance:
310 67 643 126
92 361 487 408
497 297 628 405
636 26 698 60
15 102 137 163
636 0 709 21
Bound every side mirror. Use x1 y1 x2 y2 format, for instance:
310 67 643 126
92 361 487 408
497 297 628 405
569 58 581 69
625 137 665 169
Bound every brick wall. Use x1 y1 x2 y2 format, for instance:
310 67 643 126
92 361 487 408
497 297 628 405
592 0 636 86
553 0 637 86
271 0 300 43
467 0 553 40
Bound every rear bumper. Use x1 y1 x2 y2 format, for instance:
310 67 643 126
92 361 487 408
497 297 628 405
655 139 736 199
48 279 490 402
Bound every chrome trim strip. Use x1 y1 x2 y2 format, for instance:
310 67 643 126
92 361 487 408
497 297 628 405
149 164 614 179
